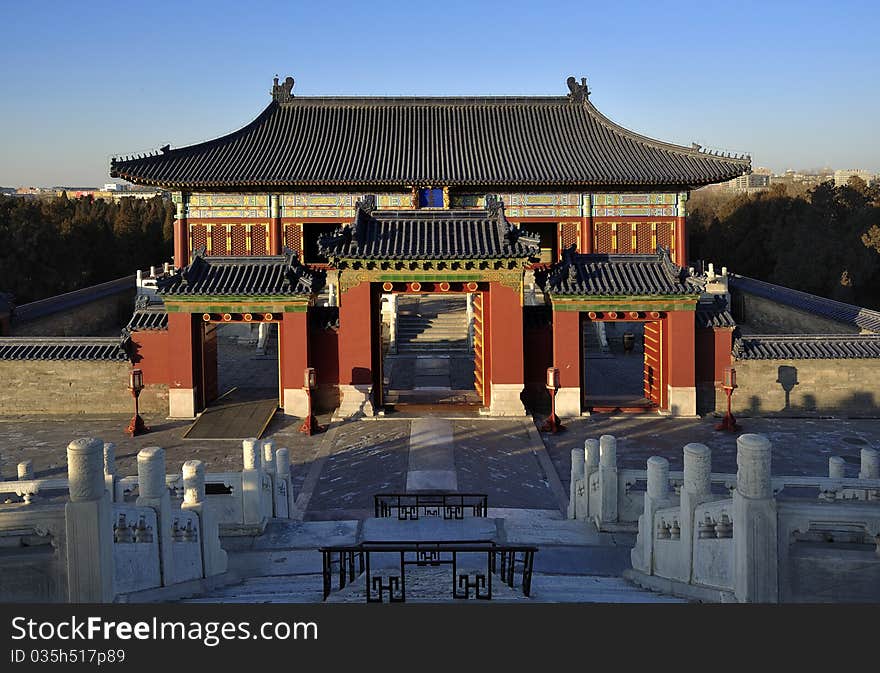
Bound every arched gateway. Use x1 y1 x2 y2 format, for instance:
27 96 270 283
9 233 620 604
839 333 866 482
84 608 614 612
113 75 749 420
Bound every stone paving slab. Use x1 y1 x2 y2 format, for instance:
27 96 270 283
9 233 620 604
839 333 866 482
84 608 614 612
361 517 498 542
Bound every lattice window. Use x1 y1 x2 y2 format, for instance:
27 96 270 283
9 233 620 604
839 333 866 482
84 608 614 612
190 225 207 256
230 225 248 255
594 222 613 253
560 222 578 253
250 224 267 255
636 222 654 253
656 221 673 253
284 224 302 254
210 225 229 256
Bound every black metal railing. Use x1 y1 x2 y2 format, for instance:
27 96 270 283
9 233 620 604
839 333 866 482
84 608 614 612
373 493 488 520
319 540 537 603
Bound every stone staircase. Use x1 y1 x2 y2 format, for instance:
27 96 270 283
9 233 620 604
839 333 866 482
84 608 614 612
180 513 684 604
397 296 469 353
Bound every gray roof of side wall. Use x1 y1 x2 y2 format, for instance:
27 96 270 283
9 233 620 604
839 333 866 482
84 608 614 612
729 274 880 333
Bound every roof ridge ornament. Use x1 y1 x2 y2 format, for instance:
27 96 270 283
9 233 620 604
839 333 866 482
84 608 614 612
485 194 503 217
271 75 295 103
566 76 589 104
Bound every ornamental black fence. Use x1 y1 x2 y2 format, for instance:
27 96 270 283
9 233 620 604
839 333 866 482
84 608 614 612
373 493 488 520
319 540 538 603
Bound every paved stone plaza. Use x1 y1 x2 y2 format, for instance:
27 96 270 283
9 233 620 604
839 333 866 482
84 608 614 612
2 410 878 521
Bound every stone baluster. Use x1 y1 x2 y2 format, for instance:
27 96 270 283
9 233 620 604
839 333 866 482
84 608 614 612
65 437 114 602
136 447 174 586
597 435 618 525
632 455 671 574
583 438 600 519
103 442 118 502
181 460 228 577
680 443 712 583
17 460 33 480
568 446 585 520
262 440 276 517
241 438 266 530
274 448 293 518
17 461 34 503
828 456 845 479
859 448 879 501
733 433 778 603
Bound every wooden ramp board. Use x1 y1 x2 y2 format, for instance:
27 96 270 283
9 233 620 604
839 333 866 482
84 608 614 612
184 398 278 440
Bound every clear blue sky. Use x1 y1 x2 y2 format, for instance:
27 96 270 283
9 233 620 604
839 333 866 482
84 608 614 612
1 0 878 187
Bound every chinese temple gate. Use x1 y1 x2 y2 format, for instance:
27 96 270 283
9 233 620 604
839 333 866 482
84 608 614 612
112 75 749 419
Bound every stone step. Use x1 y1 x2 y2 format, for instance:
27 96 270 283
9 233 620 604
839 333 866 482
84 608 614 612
182 572 685 604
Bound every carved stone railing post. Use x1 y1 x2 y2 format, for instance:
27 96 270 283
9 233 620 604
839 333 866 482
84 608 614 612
262 440 276 517
597 435 618 525
860 448 879 500
181 460 228 577
733 433 778 603
680 443 712 583
65 437 114 602
274 448 293 518
829 456 845 479
136 447 174 586
241 438 266 530
18 460 33 481
583 438 599 520
568 446 585 519
103 442 117 502
632 456 671 574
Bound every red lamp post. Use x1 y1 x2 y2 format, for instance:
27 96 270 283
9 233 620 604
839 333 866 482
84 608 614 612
125 368 149 437
299 367 325 436
715 366 739 432
540 366 564 433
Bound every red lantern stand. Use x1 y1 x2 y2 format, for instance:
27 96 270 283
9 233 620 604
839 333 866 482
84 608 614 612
715 366 739 432
300 367 325 436
125 368 150 437
540 367 564 433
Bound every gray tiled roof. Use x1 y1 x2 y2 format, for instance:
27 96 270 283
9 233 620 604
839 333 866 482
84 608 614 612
543 247 701 297
730 274 880 333
695 296 736 328
126 308 168 331
0 337 130 361
110 79 749 189
733 334 880 360
158 251 321 297
318 202 540 261
11 276 134 324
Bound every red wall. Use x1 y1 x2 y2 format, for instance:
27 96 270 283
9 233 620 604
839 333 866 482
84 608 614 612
553 310 581 388
129 329 171 384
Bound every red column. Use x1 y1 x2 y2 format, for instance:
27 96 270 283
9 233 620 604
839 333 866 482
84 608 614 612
553 308 582 416
337 281 374 386
488 282 524 385
280 312 309 391
665 310 696 415
166 313 195 389
553 309 581 388
173 206 188 268
166 312 197 417
269 195 282 255
674 216 687 267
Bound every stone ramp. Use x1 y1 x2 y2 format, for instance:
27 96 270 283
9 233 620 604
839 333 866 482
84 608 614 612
184 397 278 440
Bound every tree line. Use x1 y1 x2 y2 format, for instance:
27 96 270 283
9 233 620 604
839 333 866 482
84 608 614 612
689 178 880 310
0 193 173 305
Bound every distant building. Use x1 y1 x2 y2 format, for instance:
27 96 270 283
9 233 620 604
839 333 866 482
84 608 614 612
834 169 874 187
725 167 772 193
